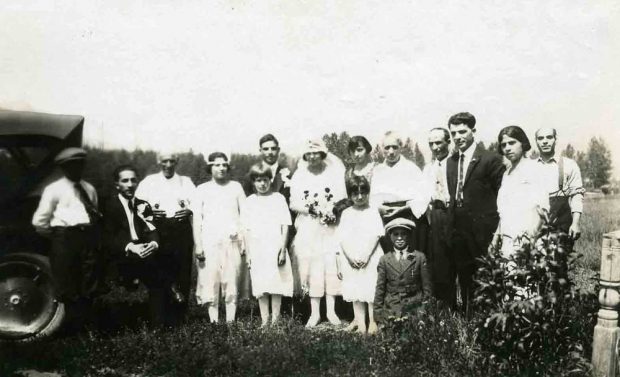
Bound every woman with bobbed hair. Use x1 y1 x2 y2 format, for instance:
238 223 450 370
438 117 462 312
289 139 347 327
345 136 377 184
193 151 246 323
491 126 549 257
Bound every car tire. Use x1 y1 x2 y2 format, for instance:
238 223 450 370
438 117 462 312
0 253 66 342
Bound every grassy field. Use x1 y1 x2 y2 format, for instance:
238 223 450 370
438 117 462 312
577 195 620 270
1 196 618 377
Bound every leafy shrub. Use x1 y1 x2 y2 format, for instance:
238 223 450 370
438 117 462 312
473 226 598 375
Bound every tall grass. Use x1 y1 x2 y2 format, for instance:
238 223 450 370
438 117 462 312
577 195 620 271
2 196 615 376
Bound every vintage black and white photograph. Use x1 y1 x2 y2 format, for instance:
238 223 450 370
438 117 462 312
1 1 619 376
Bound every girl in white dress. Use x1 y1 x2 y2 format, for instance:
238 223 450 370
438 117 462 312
193 152 246 323
241 163 293 327
491 126 550 257
290 139 347 328
337 175 383 334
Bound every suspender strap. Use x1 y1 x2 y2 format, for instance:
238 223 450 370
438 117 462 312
558 157 564 192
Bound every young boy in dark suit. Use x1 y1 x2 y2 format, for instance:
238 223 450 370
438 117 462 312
374 218 432 324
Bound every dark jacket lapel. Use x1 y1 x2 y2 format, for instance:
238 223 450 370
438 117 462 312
463 143 485 186
401 255 416 275
113 196 132 234
271 164 284 192
385 252 403 275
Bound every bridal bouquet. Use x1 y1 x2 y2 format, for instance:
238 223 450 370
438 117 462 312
303 188 337 225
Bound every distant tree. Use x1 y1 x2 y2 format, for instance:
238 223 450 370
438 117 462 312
575 150 587 178
562 144 576 159
322 132 351 165
584 137 613 188
371 143 384 163
486 142 499 155
412 143 425 169
401 137 415 162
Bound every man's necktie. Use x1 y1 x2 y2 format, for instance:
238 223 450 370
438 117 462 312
74 182 102 223
456 154 465 207
128 199 141 240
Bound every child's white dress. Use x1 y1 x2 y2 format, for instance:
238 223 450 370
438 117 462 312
193 180 246 305
241 193 293 298
337 206 384 303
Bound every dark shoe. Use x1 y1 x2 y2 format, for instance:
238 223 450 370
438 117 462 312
170 284 185 304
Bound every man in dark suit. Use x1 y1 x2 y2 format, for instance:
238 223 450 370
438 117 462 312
242 134 292 200
423 128 453 308
103 164 182 326
446 112 505 314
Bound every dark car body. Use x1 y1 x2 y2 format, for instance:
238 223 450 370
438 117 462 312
0 110 84 340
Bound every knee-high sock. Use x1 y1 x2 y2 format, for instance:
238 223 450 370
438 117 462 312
326 294 339 318
271 294 282 321
258 296 270 324
225 303 237 323
208 303 219 323
353 302 366 331
310 297 320 319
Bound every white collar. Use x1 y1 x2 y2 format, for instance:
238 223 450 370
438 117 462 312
159 171 178 181
395 247 409 254
459 141 477 160
537 154 558 164
117 193 134 207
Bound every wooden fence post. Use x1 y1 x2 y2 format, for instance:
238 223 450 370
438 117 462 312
592 231 620 377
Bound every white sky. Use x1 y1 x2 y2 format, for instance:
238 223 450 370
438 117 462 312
1 1 619 174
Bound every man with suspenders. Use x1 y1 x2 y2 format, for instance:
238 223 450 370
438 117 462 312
535 128 585 240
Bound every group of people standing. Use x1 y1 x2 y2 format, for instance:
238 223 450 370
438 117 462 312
31 111 584 334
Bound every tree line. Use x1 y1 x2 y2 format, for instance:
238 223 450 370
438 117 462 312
78 132 613 199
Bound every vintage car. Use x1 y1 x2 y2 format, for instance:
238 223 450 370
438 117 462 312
0 110 85 341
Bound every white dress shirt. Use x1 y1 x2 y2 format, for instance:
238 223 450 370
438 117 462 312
32 177 97 231
423 157 450 203
370 157 430 219
536 156 584 214
394 247 410 262
135 172 195 218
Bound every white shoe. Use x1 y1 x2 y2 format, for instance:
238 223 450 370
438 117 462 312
305 315 320 328
344 321 358 332
367 321 378 335
326 313 341 326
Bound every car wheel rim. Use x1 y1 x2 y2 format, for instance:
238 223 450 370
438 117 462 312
0 260 59 339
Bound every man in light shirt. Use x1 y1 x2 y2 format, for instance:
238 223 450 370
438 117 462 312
446 112 505 315
370 131 430 253
135 151 195 323
423 127 452 307
32 147 103 331
535 127 585 240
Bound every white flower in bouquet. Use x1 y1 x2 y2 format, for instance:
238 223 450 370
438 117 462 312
303 187 336 225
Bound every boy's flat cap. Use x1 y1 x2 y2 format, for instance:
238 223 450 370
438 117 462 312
384 217 416 233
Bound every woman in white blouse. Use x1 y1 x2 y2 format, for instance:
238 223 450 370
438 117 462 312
492 126 549 257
